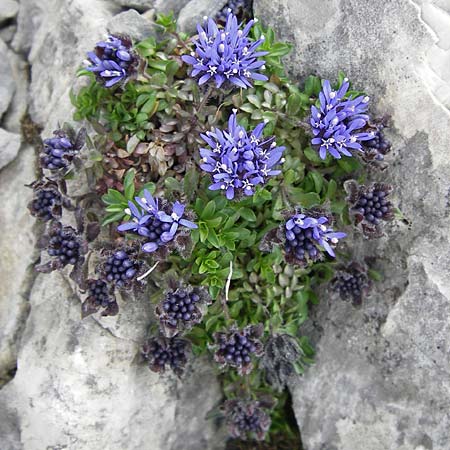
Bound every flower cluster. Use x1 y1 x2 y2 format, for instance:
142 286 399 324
261 334 302 391
40 127 86 172
182 11 268 89
156 286 210 337
46 223 84 266
345 180 394 238
333 262 371 306
85 34 139 87
200 111 285 199
284 212 346 266
222 399 271 441
117 190 197 253
98 249 141 289
81 279 118 318
362 123 392 163
310 79 375 159
27 179 63 222
36 221 87 274
213 324 264 375
141 336 190 377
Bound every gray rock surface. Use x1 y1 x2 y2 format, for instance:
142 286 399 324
0 38 15 120
0 1 225 448
0 145 36 385
112 0 153 12
153 0 191 16
0 128 21 169
107 9 156 41
177 0 228 33
254 0 450 449
0 272 224 450
2 48 29 134
0 0 19 24
0 23 17 44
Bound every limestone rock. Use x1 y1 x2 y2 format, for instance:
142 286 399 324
0 2 225 448
0 0 19 24
0 38 15 120
111 0 153 12
11 0 44 55
107 9 156 41
0 272 225 450
0 146 36 385
153 0 191 16
177 0 228 33
254 0 450 449
2 49 29 134
0 128 21 170
0 24 17 44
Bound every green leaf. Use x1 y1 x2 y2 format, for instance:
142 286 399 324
138 182 156 197
140 92 157 115
337 71 347 87
230 301 243 317
326 179 337 199
309 171 324 194
303 147 322 163
289 189 321 207
205 315 220 332
105 204 125 213
268 42 292 57
304 75 322 96
164 177 182 192
102 211 126 226
207 228 221 248
205 216 223 228
201 200 216 220
123 169 136 200
183 167 199 199
126 134 141 154
368 269 383 282
286 93 301 116
238 207 257 222
102 189 126 205
246 94 261 109
337 156 360 173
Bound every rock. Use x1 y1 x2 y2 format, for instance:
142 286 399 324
153 0 191 16
3 50 29 134
254 0 450 449
107 9 156 41
0 145 36 385
11 0 44 54
0 128 21 169
111 0 191 16
1 2 226 448
177 0 228 33
0 38 15 120
0 272 225 450
0 24 17 44
0 0 19 24
111 0 153 13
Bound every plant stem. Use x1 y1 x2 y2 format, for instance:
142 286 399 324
222 260 232 321
137 261 159 281
197 85 214 114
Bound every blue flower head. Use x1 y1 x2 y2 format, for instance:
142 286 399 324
85 34 139 87
117 190 197 253
200 111 285 199
310 79 375 159
181 11 268 89
284 212 346 265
